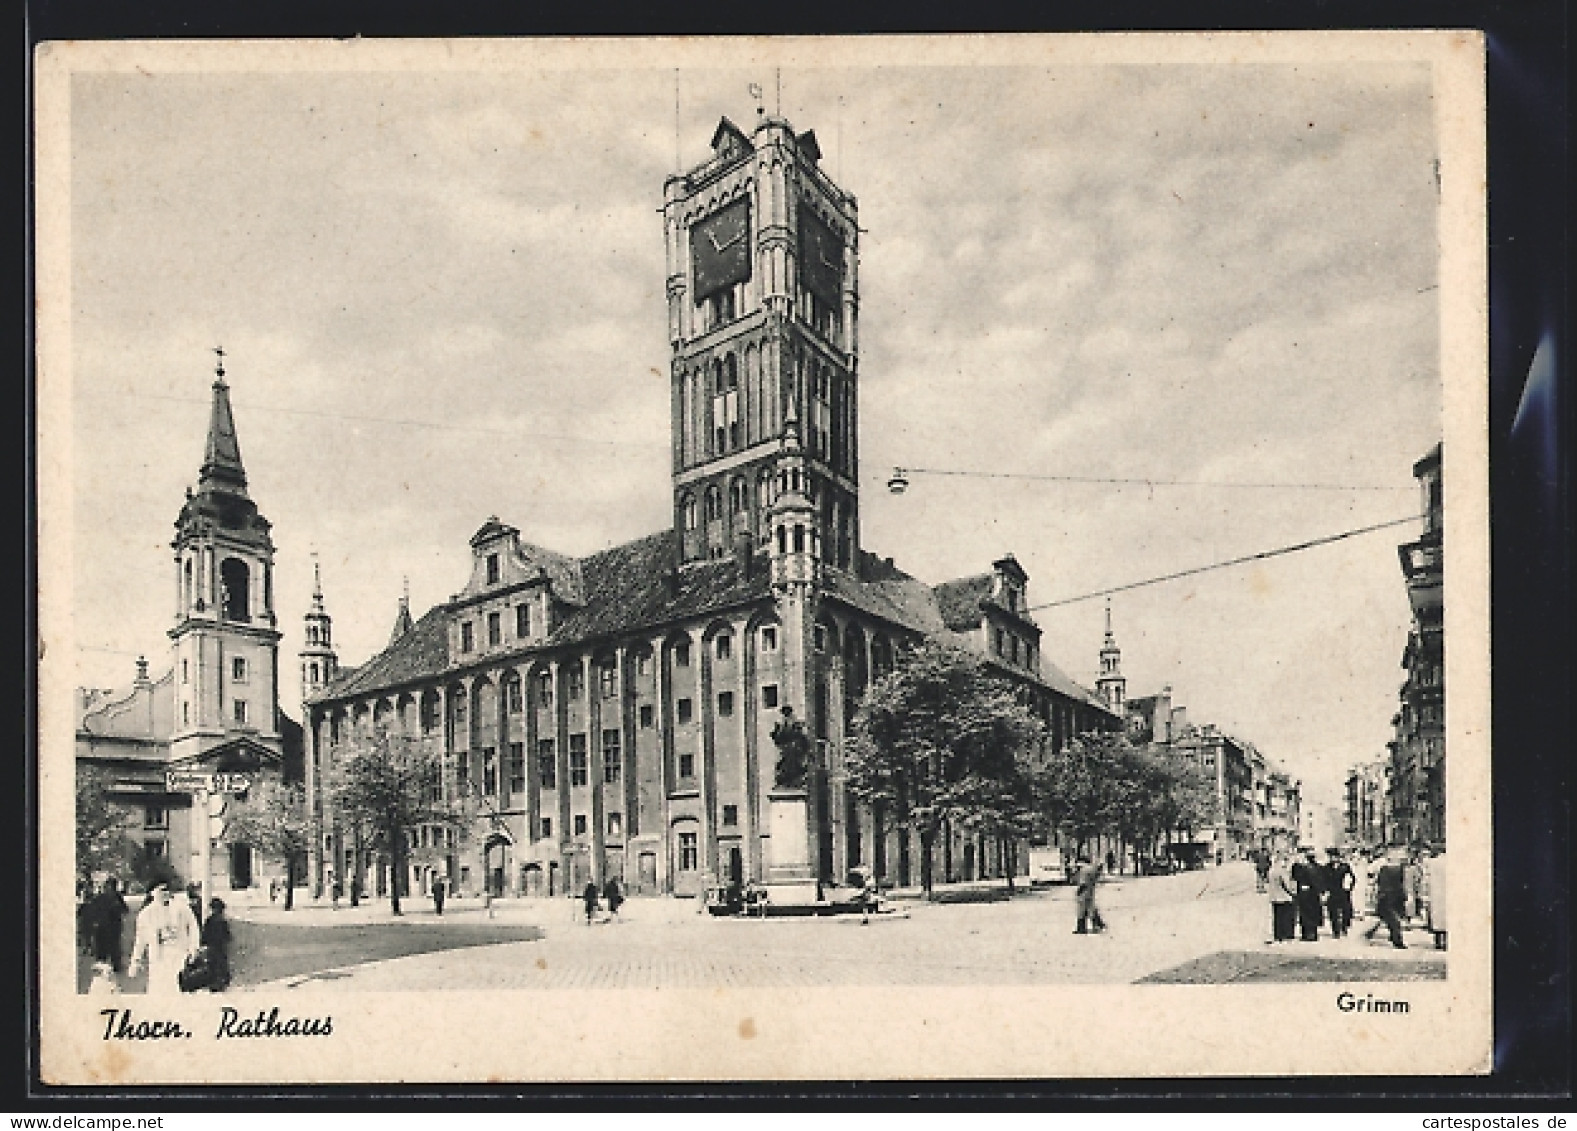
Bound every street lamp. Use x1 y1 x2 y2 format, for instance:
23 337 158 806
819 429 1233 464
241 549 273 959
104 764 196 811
886 467 909 495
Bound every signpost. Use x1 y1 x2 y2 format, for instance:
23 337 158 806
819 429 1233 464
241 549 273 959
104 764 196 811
164 772 252 914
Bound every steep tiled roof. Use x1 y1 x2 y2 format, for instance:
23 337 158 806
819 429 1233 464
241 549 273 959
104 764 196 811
321 608 448 700
932 573 994 631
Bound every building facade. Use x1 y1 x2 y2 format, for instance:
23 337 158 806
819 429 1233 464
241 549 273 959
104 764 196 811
1388 443 1445 848
75 362 301 896
303 113 1121 902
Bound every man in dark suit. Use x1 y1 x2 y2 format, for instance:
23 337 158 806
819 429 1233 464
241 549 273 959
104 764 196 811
1364 849 1409 948
1291 847 1325 941
1323 849 1355 938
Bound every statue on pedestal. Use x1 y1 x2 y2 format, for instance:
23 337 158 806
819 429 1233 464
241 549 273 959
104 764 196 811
770 706 811 790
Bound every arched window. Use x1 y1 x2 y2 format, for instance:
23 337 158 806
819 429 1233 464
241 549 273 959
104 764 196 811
680 493 698 531
183 558 193 610
729 477 747 515
724 353 738 391
219 558 250 622
705 485 723 522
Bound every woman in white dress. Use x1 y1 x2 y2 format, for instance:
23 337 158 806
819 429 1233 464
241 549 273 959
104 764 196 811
127 883 200 995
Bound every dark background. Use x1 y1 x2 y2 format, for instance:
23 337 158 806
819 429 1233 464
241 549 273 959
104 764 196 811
21 0 1570 1106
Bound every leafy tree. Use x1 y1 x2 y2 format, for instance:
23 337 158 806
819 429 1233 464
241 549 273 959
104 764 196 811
223 779 312 910
324 730 455 915
76 768 138 886
846 643 1044 896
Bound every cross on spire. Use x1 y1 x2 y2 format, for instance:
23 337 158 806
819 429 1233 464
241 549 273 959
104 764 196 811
213 345 226 381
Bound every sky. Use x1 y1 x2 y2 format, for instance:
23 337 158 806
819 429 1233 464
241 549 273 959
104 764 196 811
64 49 1443 813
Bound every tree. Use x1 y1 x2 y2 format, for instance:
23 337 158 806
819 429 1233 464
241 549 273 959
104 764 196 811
76 768 137 887
223 779 312 910
846 642 1045 896
324 730 454 915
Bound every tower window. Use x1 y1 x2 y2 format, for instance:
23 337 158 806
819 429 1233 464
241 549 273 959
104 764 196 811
599 663 617 699
566 666 584 700
482 747 498 796
705 485 723 522
730 478 747 515
182 702 190 726
461 622 474 652
537 740 557 789
233 700 248 726
715 633 732 661
537 671 553 706
569 735 588 786
487 612 501 646
486 553 500 585
219 558 251 622
676 698 693 724
603 730 621 783
516 603 531 637
506 677 523 714
681 494 698 532
674 640 691 667
508 742 525 794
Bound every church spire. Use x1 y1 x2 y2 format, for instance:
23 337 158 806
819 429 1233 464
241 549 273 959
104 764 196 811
199 346 248 495
1096 597 1126 712
389 576 415 646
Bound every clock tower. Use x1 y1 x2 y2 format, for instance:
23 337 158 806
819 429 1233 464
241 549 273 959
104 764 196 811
662 112 861 569
169 353 283 766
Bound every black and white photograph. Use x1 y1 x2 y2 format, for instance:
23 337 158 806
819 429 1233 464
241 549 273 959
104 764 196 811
36 33 1490 1082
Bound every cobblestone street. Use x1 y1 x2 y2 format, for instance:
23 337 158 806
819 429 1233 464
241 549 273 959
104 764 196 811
228 862 1445 991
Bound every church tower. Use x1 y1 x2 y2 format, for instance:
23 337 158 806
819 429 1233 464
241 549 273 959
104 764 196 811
662 110 861 570
1096 598 1126 712
169 350 282 764
299 557 338 704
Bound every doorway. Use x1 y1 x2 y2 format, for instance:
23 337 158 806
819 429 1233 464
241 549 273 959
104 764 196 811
229 843 253 890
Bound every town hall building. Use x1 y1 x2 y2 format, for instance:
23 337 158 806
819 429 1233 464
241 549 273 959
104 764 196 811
302 112 1120 903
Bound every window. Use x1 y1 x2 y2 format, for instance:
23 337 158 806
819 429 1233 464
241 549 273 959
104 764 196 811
487 612 501 646
730 478 747 515
566 666 584 700
678 752 695 779
516 603 531 637
674 640 691 667
232 656 247 683
678 831 699 871
569 734 588 787
636 652 651 677
995 628 1005 656
705 485 723 522
1010 635 1020 664
639 704 654 729
574 814 588 837
676 698 693 724
508 742 525 794
144 805 167 830
682 494 698 531
506 678 523 714
486 553 500 584
537 740 557 789
814 625 827 652
482 747 498 796
182 702 190 726
599 663 617 700
539 817 553 839
607 812 623 838
461 622 475 652
760 626 777 652
722 804 738 828
717 691 734 717
453 696 467 729
537 671 553 706
715 633 732 661
762 684 779 709
233 700 248 726
603 730 622 783
180 659 189 684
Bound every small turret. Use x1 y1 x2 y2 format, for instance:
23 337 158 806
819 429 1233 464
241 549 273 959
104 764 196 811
768 405 820 592
299 555 338 703
1096 598 1126 712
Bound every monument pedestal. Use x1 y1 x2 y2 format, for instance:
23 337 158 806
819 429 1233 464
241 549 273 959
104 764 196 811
763 789 819 905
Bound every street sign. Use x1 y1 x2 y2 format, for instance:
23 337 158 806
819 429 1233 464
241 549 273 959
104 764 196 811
165 770 252 794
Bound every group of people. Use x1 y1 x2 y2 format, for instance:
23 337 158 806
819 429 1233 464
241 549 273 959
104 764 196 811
77 875 233 994
582 877 625 924
1258 846 1356 944
1254 843 1447 951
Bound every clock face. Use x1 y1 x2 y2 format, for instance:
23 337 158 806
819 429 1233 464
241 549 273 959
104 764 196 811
799 205 844 306
691 199 751 302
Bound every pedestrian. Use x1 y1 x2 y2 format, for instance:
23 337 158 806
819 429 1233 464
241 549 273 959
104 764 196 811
1104 849 1116 874
87 960 120 997
127 882 200 996
331 875 342 911
1425 847 1447 950
602 876 624 921
200 897 232 992
83 876 129 975
1291 847 1325 942
1253 848 1270 893
1072 856 1106 934
431 873 446 916
1363 848 1409 949
582 880 600 925
185 882 205 930
1267 851 1296 943
1323 849 1355 938
1406 849 1426 923
268 876 279 904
